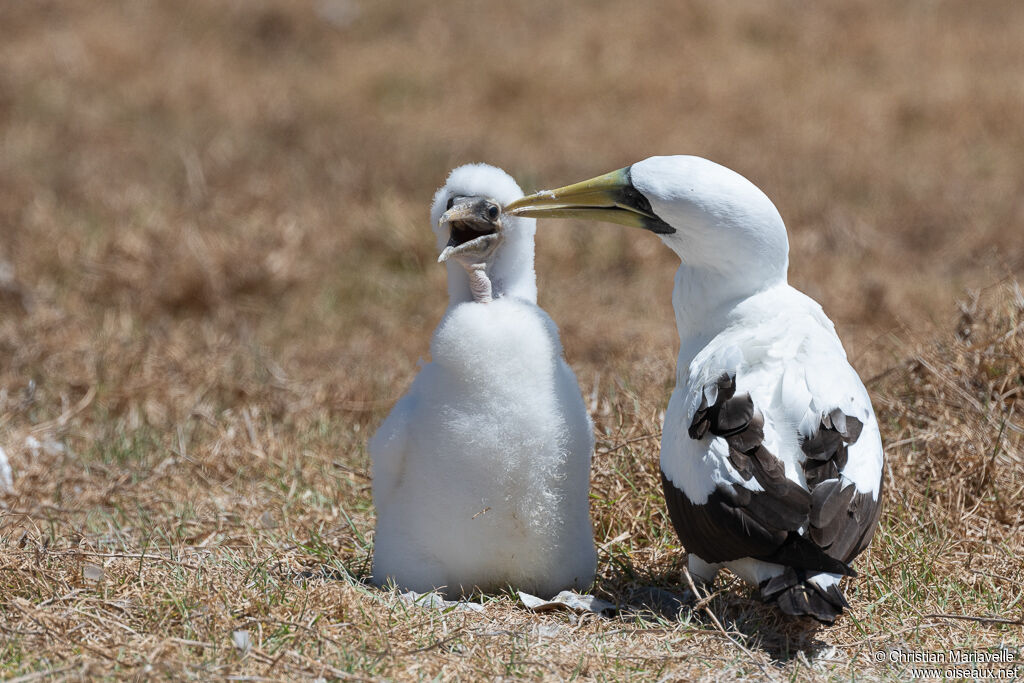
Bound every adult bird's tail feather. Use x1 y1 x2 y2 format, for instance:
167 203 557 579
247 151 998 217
759 567 849 624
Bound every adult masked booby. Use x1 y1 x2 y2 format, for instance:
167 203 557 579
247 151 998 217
504 155 884 623
370 163 597 599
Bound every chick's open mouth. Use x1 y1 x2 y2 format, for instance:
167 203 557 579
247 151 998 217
448 220 498 248
437 196 504 263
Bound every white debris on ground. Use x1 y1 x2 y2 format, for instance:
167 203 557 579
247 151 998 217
397 590 485 613
518 590 616 617
232 630 252 653
24 434 65 458
0 445 12 493
390 589 616 617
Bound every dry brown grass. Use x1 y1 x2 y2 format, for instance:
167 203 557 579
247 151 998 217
1 0 1023 680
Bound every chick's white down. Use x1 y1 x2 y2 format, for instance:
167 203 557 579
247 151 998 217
370 164 596 598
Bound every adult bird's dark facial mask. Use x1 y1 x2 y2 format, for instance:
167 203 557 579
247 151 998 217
502 167 675 235
437 195 504 264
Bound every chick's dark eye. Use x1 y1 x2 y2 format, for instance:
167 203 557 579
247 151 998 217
446 197 455 210
487 205 499 219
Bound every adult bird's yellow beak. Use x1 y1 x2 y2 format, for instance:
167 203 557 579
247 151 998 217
503 167 675 234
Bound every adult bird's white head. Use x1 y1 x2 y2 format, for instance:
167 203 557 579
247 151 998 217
431 164 537 306
505 156 790 340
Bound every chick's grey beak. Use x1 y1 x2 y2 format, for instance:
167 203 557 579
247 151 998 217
438 202 481 231
437 197 502 263
503 166 674 234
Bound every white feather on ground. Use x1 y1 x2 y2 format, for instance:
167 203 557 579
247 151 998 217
0 445 13 493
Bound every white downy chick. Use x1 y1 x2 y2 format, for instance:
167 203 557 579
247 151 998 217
369 163 596 598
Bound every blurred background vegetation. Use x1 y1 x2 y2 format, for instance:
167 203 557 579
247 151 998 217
3 0 1023 376
1 1 1022 678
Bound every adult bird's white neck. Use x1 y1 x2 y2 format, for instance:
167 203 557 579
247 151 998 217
669 265 787 373
630 156 791 368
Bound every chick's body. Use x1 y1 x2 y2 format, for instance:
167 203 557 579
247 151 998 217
370 164 596 598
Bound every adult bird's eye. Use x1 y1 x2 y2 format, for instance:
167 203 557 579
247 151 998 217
487 205 499 220
446 196 455 210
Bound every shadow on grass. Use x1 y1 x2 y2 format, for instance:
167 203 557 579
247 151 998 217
597 555 832 663
282 544 833 662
